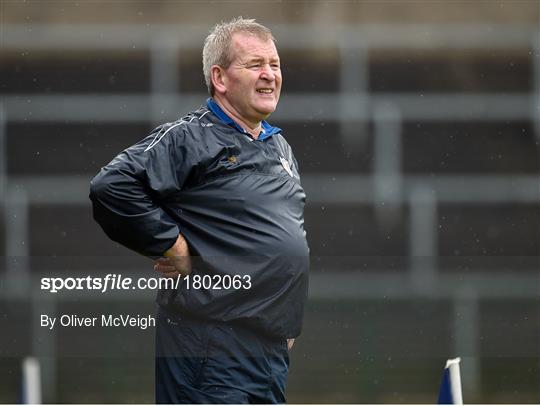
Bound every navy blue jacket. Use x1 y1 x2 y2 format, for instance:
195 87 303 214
89 103 309 339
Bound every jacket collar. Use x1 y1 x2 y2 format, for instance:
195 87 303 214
206 98 281 140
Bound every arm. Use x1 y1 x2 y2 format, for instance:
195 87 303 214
89 125 196 263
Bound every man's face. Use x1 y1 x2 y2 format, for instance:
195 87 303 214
218 32 282 125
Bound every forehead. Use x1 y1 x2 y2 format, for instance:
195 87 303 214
230 32 279 60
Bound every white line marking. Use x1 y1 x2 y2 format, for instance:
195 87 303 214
144 110 210 152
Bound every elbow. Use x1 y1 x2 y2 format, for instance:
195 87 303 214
89 171 108 203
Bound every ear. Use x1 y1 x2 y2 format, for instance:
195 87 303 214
210 65 227 95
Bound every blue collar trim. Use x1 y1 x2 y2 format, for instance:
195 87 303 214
206 98 281 140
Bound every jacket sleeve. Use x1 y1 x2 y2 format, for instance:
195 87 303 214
89 125 196 257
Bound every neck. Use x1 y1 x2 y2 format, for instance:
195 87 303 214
213 96 262 139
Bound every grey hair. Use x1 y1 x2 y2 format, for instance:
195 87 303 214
202 17 275 95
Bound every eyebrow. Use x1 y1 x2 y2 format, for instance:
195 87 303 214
246 56 280 63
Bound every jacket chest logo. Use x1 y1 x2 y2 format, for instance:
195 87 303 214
280 156 294 177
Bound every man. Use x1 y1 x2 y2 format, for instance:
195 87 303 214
90 17 309 404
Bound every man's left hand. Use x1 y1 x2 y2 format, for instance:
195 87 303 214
154 257 181 278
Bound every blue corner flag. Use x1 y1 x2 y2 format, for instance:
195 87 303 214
438 358 463 404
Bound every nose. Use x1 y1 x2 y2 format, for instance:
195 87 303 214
260 64 276 81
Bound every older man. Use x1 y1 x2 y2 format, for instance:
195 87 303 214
90 17 309 403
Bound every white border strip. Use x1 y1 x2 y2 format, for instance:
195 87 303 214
22 357 42 404
446 357 463 405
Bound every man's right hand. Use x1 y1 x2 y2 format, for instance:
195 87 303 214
154 234 192 278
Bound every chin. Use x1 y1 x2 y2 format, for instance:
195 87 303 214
257 110 274 120
255 103 277 116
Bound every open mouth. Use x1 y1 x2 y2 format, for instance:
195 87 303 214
256 88 274 94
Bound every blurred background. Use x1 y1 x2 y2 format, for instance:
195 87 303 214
1 0 539 403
